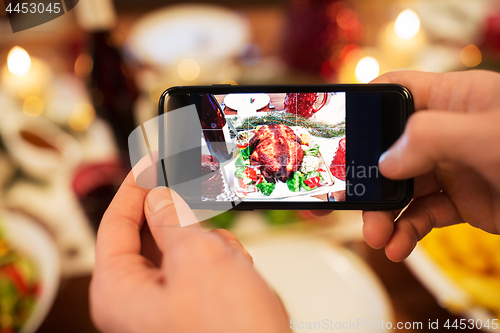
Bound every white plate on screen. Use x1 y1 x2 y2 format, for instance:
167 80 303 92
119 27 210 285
224 93 271 111
244 237 393 332
279 196 323 202
126 4 250 67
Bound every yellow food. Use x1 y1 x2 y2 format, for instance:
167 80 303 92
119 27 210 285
421 223 500 319
300 133 311 145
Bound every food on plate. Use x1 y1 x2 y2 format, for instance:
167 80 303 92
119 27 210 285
249 124 304 183
234 125 334 197
301 155 319 174
256 179 276 196
420 224 500 319
0 227 39 333
286 170 327 192
235 131 253 146
330 137 346 181
300 133 311 145
201 155 225 200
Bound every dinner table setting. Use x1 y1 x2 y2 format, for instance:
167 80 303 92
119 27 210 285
0 0 499 332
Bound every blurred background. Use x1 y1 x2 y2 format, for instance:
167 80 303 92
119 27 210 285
0 0 500 332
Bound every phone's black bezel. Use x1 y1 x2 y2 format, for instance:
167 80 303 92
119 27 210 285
158 84 413 211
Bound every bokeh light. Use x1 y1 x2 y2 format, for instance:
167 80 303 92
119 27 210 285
340 44 361 62
337 8 359 30
344 21 364 42
461 44 482 68
394 9 420 40
355 56 380 83
68 102 96 131
74 53 94 78
23 96 44 117
178 58 201 81
8 46 32 76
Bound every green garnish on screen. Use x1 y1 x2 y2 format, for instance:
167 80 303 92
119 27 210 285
257 179 276 196
304 144 320 157
286 171 303 192
234 167 247 179
241 146 252 160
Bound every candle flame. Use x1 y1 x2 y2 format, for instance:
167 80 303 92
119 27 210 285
355 56 380 83
394 9 420 40
7 46 32 76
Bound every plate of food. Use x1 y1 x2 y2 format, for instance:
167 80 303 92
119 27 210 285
406 224 500 332
0 211 60 333
230 124 340 200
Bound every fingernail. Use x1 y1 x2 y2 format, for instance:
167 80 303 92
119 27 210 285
379 148 398 166
146 187 174 214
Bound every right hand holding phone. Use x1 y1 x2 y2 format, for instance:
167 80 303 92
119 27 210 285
363 70 500 262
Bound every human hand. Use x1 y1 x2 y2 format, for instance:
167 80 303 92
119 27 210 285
364 70 500 262
89 172 289 333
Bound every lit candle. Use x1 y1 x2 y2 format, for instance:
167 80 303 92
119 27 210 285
355 56 380 83
338 47 385 83
1 46 52 99
378 9 428 69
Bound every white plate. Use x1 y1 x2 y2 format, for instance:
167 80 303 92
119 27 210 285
245 237 393 332
126 4 250 67
0 211 60 333
224 93 271 111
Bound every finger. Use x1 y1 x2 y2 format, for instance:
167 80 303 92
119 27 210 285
210 229 254 265
379 111 499 180
385 191 465 262
371 71 438 111
362 170 442 247
144 187 202 255
140 223 163 268
371 70 500 112
95 170 151 266
362 210 399 249
309 211 332 217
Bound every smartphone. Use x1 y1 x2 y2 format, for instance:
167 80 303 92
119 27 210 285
151 84 413 211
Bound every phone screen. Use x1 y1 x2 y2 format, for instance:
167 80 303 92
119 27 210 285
136 85 412 211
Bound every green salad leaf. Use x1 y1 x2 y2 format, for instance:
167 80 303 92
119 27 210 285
234 167 246 179
286 171 303 192
300 178 313 191
306 171 323 181
257 179 276 196
241 146 252 160
304 144 320 157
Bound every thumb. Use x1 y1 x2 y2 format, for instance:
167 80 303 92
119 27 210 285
379 111 498 180
144 187 253 265
144 187 202 254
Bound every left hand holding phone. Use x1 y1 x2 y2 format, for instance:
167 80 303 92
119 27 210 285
90 171 290 333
